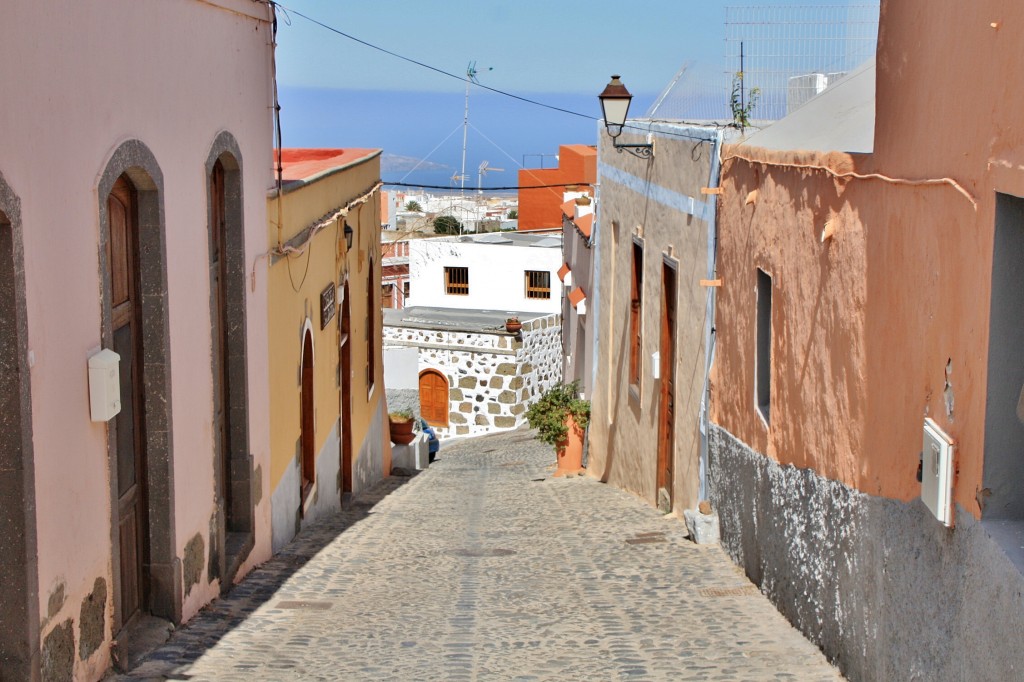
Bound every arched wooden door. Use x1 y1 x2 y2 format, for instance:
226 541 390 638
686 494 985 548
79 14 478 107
300 329 315 512
108 176 149 626
419 370 448 427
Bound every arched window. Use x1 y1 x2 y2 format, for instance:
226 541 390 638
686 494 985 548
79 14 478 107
419 369 449 427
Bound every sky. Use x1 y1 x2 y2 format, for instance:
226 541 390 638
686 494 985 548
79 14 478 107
273 0 875 189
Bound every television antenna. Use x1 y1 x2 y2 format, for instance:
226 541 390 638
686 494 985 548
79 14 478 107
460 60 492 194
477 161 504 194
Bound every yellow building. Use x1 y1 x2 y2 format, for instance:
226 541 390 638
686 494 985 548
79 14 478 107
267 148 389 551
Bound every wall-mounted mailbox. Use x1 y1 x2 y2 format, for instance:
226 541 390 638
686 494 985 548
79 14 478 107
88 348 121 422
922 418 955 527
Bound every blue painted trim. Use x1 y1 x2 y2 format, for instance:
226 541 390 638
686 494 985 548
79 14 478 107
598 162 715 223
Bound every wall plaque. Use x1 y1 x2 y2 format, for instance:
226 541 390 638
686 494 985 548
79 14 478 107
320 282 336 329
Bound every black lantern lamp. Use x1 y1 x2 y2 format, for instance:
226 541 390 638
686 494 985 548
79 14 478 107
598 75 654 159
343 221 354 250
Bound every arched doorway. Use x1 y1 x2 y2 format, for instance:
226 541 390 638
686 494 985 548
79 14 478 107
419 369 449 427
98 140 178 629
300 328 315 514
0 179 40 679
339 281 353 503
206 134 253 589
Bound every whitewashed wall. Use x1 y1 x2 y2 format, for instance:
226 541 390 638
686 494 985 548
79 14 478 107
408 238 562 313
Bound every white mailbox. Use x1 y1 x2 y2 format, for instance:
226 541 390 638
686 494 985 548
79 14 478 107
922 418 955 527
88 348 121 422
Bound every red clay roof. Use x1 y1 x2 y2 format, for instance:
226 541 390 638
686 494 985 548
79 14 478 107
561 199 576 217
278 148 380 185
568 286 587 308
576 214 594 239
557 262 571 282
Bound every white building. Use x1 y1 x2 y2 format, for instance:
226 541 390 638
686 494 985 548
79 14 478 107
408 232 563 313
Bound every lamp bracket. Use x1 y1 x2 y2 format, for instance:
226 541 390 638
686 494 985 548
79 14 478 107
613 139 654 159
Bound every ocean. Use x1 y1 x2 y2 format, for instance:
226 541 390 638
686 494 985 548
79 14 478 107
279 86 658 192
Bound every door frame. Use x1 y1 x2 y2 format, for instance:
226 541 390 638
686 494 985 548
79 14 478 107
98 140 180 630
204 133 253 590
0 171 40 679
657 257 678 512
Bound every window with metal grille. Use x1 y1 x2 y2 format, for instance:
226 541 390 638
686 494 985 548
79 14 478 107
444 266 469 295
524 270 551 299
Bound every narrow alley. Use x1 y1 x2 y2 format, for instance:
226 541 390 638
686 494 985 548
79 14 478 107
119 430 842 681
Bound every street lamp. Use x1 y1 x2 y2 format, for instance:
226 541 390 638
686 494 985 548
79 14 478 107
343 221 354 250
598 75 654 159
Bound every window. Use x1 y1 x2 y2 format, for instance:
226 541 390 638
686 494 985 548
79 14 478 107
445 266 469 295
524 270 551 299
629 240 643 388
402 280 410 302
382 283 394 309
756 268 772 424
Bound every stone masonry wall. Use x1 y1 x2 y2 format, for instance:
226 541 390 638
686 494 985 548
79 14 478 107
382 314 561 439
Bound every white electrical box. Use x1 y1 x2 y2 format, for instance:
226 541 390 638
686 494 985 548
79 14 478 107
88 348 121 422
922 418 955 527
651 351 660 379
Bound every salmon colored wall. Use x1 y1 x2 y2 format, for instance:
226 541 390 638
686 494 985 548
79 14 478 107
518 145 596 230
713 0 1024 520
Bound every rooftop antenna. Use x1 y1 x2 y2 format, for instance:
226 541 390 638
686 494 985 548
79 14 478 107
477 160 504 195
460 60 492 194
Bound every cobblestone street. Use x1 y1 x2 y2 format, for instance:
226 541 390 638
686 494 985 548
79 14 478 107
119 429 843 681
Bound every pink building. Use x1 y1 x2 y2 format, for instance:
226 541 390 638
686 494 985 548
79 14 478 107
0 2 275 679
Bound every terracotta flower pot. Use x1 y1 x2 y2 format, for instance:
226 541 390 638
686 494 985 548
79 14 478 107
553 414 585 477
389 417 415 445
505 320 522 334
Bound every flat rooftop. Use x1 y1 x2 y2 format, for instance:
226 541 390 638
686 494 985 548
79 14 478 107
276 148 381 193
384 306 549 334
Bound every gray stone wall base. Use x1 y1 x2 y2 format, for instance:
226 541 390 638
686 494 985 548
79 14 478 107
707 423 1024 681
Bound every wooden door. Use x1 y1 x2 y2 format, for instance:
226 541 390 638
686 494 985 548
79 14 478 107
108 176 148 626
419 370 448 427
300 330 315 511
210 161 232 518
657 263 677 512
339 283 353 498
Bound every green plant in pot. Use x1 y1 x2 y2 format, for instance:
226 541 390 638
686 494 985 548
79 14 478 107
526 381 590 476
388 409 416 445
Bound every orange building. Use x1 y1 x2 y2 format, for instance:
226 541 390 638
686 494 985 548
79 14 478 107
517 145 596 231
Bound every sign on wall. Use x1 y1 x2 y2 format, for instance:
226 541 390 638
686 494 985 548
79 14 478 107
320 282 336 329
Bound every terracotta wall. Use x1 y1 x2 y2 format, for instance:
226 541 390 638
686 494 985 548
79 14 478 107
517 145 596 230
713 0 1024 519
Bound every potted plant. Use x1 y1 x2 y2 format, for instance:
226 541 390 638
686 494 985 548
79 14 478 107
505 316 522 334
388 410 416 445
526 381 590 477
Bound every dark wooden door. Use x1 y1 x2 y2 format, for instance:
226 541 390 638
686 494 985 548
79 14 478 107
210 161 232 517
340 284 353 498
300 330 315 510
419 370 448 427
108 176 147 626
657 264 677 511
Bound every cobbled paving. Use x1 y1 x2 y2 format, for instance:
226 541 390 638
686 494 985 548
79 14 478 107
119 429 844 681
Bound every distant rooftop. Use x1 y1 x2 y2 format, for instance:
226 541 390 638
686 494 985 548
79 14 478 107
740 57 875 154
384 306 548 334
427 232 563 248
276 148 381 193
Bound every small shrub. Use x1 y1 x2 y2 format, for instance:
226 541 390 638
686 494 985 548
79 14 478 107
389 409 414 423
526 381 590 446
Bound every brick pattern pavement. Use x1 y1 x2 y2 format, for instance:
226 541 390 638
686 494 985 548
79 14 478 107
118 429 843 681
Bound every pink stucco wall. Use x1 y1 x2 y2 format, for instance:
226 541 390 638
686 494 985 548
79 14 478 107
0 1 273 677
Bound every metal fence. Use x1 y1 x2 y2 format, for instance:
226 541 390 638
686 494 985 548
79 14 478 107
647 4 879 124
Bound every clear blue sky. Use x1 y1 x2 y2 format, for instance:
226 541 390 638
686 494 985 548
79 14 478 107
275 0 867 96
272 1 874 185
